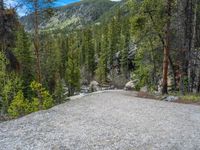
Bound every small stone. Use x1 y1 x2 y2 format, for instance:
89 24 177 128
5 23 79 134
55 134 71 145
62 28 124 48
163 96 179 102
140 86 148 93
124 81 135 90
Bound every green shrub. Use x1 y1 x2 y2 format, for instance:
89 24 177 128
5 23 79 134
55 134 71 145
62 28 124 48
181 94 200 103
8 91 30 117
30 81 54 110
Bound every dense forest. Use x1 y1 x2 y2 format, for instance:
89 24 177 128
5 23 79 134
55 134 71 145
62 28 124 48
0 0 200 118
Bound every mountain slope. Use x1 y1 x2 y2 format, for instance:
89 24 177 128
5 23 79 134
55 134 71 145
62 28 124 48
20 0 120 32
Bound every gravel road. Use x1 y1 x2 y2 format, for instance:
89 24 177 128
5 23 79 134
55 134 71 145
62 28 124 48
0 90 200 150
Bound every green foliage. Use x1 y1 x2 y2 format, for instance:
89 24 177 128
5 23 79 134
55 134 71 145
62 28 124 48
180 94 200 103
129 0 165 90
40 34 62 93
2 0 200 119
7 81 54 118
20 0 117 32
30 81 54 110
95 32 109 83
14 26 33 98
108 15 121 68
8 91 30 117
65 35 81 96
53 79 65 104
80 29 96 81
120 33 129 78
0 52 23 114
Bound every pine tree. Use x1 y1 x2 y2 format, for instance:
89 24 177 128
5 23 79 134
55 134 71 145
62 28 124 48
80 29 95 81
8 90 30 117
121 19 131 79
95 28 109 83
30 81 54 111
20 0 56 84
120 33 129 78
162 0 173 95
108 13 121 72
65 35 81 96
14 26 33 97
0 52 22 115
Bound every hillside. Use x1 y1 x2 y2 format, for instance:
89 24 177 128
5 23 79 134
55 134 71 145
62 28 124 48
20 0 120 32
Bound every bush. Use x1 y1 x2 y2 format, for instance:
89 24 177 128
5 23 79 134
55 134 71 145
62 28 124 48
180 94 200 103
30 81 54 110
8 91 30 117
8 81 54 118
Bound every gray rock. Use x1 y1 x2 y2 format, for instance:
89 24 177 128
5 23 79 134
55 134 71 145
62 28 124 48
128 49 136 60
140 86 148 93
125 81 135 90
1 90 200 150
157 79 163 94
80 85 90 93
89 81 100 92
163 96 179 102
111 75 128 89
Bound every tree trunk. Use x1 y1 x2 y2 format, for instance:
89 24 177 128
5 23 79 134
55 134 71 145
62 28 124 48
34 1 42 84
197 71 200 93
169 55 177 90
187 0 197 93
162 0 172 95
34 1 42 110
189 0 197 92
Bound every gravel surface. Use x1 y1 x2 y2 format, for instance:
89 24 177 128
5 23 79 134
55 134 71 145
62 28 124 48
0 90 200 150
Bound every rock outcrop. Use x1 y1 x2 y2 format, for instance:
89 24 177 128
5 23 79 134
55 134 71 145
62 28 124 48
89 81 100 92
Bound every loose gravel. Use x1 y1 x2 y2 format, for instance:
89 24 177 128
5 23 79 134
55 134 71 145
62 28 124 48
0 90 200 150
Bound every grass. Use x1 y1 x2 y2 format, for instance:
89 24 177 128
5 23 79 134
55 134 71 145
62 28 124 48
179 94 200 104
137 90 200 105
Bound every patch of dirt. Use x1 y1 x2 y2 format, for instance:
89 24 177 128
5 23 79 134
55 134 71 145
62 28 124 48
137 91 160 100
0 115 12 123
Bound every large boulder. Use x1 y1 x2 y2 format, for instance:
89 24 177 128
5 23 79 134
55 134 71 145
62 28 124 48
124 81 135 90
111 74 128 89
89 81 100 92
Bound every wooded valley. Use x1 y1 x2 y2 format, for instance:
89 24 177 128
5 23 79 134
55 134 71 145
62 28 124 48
0 0 200 119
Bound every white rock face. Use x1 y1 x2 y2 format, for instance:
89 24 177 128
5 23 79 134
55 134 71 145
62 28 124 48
124 81 135 90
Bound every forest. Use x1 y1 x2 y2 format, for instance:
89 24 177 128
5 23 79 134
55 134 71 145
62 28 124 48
0 0 200 119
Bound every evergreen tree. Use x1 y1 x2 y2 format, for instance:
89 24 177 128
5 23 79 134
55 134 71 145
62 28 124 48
65 35 81 96
95 28 109 83
120 33 128 77
8 90 30 117
14 26 33 98
81 29 95 81
0 52 22 115
30 81 54 111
